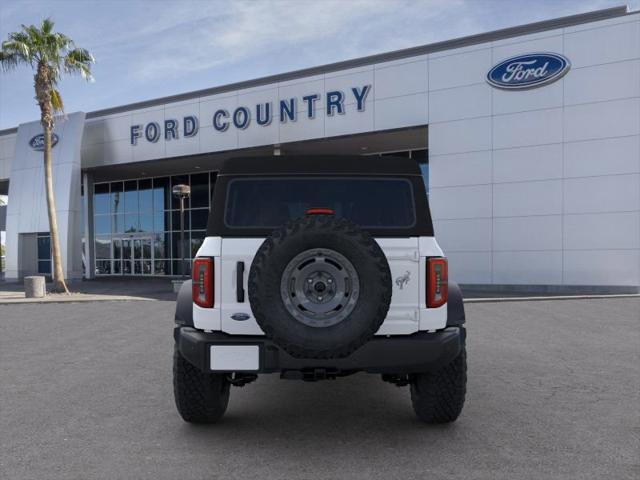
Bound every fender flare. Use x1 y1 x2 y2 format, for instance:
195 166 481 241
446 280 465 326
175 280 194 327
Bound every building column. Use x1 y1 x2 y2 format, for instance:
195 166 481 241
6 112 86 282
83 172 95 279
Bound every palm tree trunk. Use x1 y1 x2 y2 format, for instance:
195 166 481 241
43 123 69 293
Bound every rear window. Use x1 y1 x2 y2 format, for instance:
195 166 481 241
224 177 416 229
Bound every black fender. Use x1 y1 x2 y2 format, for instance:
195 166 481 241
175 280 194 326
446 281 465 326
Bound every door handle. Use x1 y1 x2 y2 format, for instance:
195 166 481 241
236 261 245 303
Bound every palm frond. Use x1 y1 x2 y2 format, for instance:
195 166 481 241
64 47 94 81
2 37 32 62
0 51 20 70
50 88 64 113
7 31 32 50
53 32 72 50
22 24 42 47
2 18 95 115
41 17 54 35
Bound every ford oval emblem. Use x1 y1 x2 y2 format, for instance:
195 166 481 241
487 53 570 90
231 312 251 321
29 133 59 151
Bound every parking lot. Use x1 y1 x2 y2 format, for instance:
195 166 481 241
1 297 638 479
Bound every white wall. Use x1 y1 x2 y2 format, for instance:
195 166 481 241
80 57 429 168
428 12 640 288
0 133 16 181
5 113 85 280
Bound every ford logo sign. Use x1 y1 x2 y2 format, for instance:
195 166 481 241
29 133 59 151
231 313 251 321
487 53 570 90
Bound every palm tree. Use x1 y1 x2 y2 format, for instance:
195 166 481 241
0 18 94 293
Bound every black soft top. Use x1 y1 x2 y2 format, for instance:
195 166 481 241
209 155 433 237
218 155 423 176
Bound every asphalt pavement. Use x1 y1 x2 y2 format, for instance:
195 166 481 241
1 298 638 480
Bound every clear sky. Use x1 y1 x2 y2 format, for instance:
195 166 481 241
0 0 635 130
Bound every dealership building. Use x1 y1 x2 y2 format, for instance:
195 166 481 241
0 5 639 292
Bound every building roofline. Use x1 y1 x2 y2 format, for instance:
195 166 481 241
0 5 631 136
0 127 17 136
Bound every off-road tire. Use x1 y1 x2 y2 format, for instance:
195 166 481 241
249 214 392 359
173 344 230 423
410 345 467 423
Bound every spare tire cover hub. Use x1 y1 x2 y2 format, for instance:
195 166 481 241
280 248 360 328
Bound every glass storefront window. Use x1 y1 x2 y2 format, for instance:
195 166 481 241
37 232 52 275
172 210 190 231
153 212 168 232
38 260 52 274
95 215 110 235
93 171 214 276
112 214 124 234
139 212 153 232
124 180 138 213
172 260 189 277
113 238 122 260
96 260 111 275
139 179 153 212
190 173 209 208
171 232 188 259
154 260 170 275
153 177 170 211
95 236 111 259
37 234 51 260
191 209 208 230
94 184 110 214
190 231 205 257
111 182 123 215
153 233 168 258
124 213 139 232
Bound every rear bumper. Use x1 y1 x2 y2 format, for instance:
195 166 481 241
174 326 465 375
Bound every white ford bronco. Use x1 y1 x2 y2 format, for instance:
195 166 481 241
173 155 466 424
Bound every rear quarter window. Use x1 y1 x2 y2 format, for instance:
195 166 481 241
224 177 416 229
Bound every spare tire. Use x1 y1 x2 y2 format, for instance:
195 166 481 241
248 214 392 359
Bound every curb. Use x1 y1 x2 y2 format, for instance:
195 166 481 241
0 296 158 305
464 293 640 303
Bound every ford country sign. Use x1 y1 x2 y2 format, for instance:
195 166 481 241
130 84 371 146
29 133 59 151
487 53 570 90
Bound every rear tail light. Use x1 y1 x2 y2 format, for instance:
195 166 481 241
427 257 448 308
305 208 335 215
192 257 214 308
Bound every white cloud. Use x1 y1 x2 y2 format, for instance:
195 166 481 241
94 0 472 81
105 0 619 82
0 0 626 129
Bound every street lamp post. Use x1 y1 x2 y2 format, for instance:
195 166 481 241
172 184 191 278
